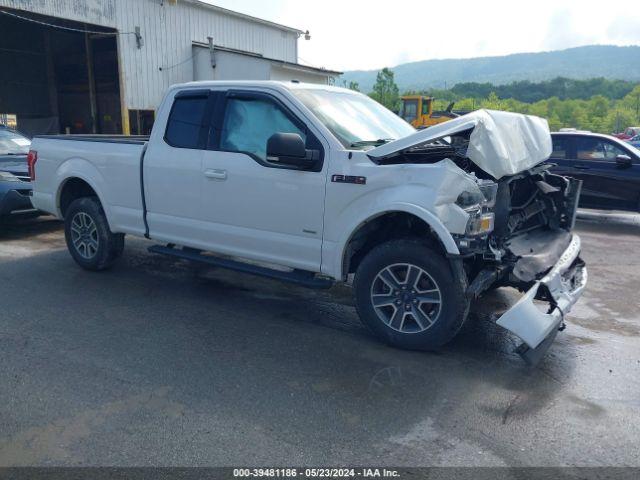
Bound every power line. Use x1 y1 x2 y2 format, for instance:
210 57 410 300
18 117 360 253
0 8 136 36
159 55 195 71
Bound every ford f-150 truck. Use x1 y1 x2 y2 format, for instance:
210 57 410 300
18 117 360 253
30 81 586 363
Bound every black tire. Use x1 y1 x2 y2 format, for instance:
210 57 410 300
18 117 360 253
64 197 124 271
354 239 468 350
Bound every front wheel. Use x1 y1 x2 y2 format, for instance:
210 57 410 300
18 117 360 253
64 197 124 271
354 239 468 350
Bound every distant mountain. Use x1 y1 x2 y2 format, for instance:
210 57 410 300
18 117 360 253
342 45 640 93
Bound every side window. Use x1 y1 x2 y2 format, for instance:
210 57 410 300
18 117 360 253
421 99 430 115
165 96 208 149
220 97 305 161
551 136 569 159
603 141 626 160
576 138 605 161
402 100 418 122
576 137 625 161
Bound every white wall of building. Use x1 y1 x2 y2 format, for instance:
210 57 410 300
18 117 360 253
0 0 118 27
193 45 332 84
0 0 300 111
0 0 338 134
193 46 271 81
113 0 300 110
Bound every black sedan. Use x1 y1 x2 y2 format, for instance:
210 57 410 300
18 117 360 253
0 126 35 219
549 131 640 212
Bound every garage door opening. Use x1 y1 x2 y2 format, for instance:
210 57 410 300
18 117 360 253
0 8 122 137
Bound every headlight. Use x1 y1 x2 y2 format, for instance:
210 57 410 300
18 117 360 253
0 171 20 182
465 210 495 235
456 180 498 237
456 190 485 209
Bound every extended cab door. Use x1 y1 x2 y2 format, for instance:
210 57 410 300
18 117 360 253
143 89 213 244
198 89 328 271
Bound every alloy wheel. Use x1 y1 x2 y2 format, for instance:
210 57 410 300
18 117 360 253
70 212 99 260
370 263 442 333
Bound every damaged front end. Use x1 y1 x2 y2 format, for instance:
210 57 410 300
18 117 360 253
464 166 586 364
367 110 587 364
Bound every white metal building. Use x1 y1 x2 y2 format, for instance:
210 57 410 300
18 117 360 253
0 0 340 135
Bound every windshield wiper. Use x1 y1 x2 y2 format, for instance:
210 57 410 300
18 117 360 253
350 138 394 148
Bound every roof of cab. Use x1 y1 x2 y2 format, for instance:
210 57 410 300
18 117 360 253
169 80 356 95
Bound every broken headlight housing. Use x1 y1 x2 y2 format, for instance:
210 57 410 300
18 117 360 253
456 180 498 236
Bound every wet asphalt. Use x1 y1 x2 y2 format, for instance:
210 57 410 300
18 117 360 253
0 212 638 467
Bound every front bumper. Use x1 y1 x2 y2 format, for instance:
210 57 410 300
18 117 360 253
496 234 587 363
0 183 34 215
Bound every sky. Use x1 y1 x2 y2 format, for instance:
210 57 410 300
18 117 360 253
204 0 640 72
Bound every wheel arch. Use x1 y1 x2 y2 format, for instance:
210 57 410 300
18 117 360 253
336 206 459 281
54 158 110 219
58 177 101 217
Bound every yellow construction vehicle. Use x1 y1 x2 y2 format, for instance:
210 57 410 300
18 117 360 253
399 95 463 129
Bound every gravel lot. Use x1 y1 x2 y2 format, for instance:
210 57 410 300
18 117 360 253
0 212 638 467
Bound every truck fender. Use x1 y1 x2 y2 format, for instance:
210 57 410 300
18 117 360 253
54 158 112 224
327 202 460 280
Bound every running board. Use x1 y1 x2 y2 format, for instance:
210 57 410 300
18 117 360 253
148 245 334 289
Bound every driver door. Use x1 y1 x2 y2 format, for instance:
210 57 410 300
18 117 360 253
199 90 327 272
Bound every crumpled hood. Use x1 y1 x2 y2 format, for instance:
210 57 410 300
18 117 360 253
367 109 552 180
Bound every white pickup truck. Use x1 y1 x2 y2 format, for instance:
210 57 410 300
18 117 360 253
30 81 586 363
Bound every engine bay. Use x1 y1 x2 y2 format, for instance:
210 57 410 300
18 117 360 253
375 130 582 288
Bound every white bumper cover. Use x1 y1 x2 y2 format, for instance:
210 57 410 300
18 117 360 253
496 234 587 349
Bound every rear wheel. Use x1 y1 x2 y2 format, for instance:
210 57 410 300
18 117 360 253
354 239 468 350
64 197 124 271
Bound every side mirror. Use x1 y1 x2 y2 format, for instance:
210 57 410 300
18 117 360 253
616 154 632 169
266 133 316 168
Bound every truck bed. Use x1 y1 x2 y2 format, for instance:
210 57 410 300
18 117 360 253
30 135 148 237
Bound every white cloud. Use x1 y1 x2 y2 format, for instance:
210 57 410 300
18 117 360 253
205 0 640 71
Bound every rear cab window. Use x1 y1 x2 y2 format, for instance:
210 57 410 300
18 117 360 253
164 92 209 149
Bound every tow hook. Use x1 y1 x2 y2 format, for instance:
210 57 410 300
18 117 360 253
558 321 566 332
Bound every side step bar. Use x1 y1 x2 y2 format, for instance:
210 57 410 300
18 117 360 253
148 245 334 289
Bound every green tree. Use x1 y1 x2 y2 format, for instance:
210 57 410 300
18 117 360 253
396 79 640 133
347 81 360 92
369 68 400 111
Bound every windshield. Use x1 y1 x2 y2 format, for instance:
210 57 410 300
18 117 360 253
0 128 30 155
626 141 640 157
292 89 415 149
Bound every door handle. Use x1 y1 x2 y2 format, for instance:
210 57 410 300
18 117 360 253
204 169 227 180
